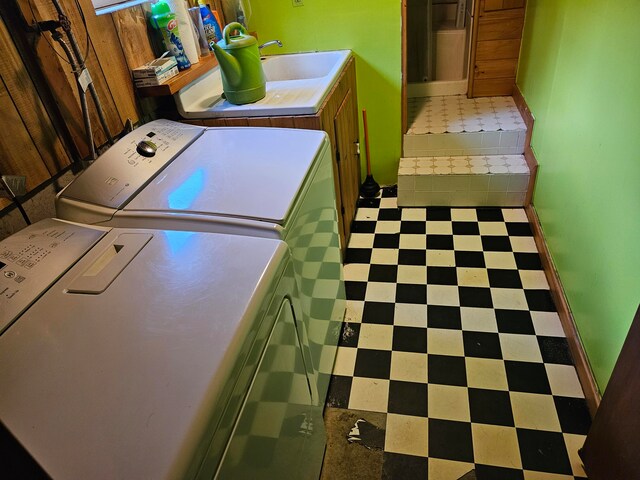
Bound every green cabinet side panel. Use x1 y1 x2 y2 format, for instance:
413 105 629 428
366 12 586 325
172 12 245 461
248 0 402 185
517 0 640 390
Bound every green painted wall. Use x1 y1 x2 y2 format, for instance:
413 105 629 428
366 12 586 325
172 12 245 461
517 0 640 390
248 0 402 185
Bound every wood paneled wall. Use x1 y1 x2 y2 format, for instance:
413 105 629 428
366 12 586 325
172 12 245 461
0 1 158 210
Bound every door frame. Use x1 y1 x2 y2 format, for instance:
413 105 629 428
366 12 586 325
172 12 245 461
401 0 408 135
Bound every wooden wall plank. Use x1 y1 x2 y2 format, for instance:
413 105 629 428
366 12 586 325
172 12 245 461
474 58 518 79
17 0 92 157
0 81 51 191
111 6 155 71
472 77 514 96
477 15 525 41
77 0 138 125
50 0 123 138
0 16 71 176
476 38 521 61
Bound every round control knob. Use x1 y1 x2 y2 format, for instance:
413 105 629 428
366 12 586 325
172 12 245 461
136 140 157 157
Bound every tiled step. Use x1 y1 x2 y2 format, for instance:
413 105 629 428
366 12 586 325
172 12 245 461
397 155 530 207
404 95 527 157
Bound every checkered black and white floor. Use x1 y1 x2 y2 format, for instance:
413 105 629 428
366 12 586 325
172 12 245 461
325 187 590 479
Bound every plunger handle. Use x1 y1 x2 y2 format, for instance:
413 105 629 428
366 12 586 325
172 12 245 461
362 109 373 176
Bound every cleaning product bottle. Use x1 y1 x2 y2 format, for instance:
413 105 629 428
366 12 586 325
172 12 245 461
151 0 191 71
197 0 223 47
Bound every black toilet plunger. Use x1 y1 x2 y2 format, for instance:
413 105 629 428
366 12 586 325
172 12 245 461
360 109 380 198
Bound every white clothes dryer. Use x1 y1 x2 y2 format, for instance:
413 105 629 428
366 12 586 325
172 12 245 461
0 219 325 479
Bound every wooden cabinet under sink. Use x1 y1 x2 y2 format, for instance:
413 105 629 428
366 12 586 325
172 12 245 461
183 57 361 253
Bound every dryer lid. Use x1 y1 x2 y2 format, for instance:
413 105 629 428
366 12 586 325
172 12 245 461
0 225 289 479
123 128 327 224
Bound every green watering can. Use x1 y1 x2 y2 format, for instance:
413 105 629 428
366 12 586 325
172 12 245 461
211 22 266 105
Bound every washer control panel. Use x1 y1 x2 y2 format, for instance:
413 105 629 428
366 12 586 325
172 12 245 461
0 219 107 334
58 119 205 209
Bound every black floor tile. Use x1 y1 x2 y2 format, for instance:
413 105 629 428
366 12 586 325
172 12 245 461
362 301 396 325
393 326 428 353
382 186 397 197
506 222 533 236
488 269 523 289
468 388 514 426
357 197 381 208
452 221 480 235
345 281 367 300
382 453 428 480
459 287 494 308
514 252 543 270
505 361 551 394
474 464 525 480
476 208 504 221
428 354 467 386
400 221 426 234
339 322 360 347
396 283 427 304
517 428 573 475
428 418 474 463
525 289 557 312
399 249 427 266
325 375 352 408
345 248 372 264
481 236 512 252
538 336 573 364
495 309 535 334
354 349 392 379
426 207 451 221
554 396 592 435
351 220 377 233
369 264 398 283
455 250 486 268
463 331 503 359
427 266 458 285
427 234 454 250
427 305 462 330
374 233 400 249
388 381 428 417
379 208 402 221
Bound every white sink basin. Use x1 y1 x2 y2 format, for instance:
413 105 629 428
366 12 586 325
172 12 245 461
175 50 351 119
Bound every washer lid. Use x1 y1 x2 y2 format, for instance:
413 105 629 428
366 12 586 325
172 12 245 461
0 226 289 480
123 128 327 224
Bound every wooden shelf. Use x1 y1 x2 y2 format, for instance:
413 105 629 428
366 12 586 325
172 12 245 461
136 54 218 97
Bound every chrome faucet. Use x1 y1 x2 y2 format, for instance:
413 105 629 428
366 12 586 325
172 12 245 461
258 40 283 51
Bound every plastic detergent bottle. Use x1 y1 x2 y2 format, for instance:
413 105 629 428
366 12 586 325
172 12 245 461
197 0 223 47
151 0 191 71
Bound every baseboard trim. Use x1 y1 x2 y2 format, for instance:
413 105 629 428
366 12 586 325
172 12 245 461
525 205 601 416
512 86 538 206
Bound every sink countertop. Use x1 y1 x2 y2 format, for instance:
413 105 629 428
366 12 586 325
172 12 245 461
175 50 352 119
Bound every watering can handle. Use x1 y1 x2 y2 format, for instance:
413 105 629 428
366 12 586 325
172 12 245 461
223 22 248 44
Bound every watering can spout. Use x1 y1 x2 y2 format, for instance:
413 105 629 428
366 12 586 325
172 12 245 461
211 42 242 87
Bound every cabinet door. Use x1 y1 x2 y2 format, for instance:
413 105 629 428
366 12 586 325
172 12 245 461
333 89 359 245
468 0 527 97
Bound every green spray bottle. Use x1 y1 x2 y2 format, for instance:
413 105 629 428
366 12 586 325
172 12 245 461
150 1 191 71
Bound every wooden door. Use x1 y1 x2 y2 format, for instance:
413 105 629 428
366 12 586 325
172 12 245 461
580 305 640 479
333 89 359 246
468 0 526 97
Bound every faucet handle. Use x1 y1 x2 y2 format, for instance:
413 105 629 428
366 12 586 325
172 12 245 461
258 40 283 50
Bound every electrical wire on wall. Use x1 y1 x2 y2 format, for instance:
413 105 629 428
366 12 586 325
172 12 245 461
0 175 31 226
27 0 115 166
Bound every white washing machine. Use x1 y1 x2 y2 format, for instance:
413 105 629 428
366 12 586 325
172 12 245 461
0 219 325 479
56 120 345 407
